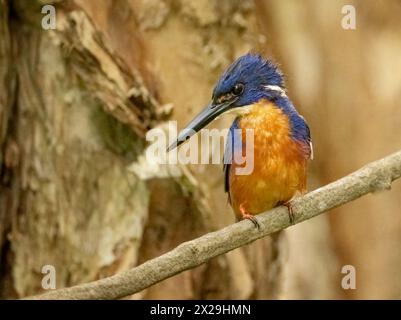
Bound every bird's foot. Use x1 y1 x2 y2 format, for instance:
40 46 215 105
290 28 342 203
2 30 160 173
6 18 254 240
239 204 260 229
283 201 295 225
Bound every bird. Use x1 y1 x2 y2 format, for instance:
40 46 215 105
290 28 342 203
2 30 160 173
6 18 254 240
168 53 312 228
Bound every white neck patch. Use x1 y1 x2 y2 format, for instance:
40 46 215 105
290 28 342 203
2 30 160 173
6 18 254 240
263 85 287 97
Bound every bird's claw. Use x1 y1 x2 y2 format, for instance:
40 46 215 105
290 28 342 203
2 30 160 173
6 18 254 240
240 204 260 229
283 201 295 225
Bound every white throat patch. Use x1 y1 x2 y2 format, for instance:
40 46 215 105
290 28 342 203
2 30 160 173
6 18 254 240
222 104 254 117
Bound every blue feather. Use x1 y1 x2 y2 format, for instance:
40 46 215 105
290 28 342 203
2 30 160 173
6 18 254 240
274 96 311 146
223 119 241 202
213 53 285 107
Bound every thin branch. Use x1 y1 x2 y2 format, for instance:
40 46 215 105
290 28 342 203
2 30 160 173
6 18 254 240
28 150 401 300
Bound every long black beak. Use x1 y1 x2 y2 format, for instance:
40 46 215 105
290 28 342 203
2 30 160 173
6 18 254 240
167 100 236 152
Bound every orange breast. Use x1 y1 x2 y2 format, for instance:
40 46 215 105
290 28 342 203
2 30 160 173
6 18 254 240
229 100 308 218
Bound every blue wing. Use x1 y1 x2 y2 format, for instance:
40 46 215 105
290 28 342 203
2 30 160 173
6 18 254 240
293 114 313 160
275 96 313 159
223 119 242 203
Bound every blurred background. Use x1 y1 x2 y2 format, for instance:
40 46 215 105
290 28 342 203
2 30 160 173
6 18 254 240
0 0 401 299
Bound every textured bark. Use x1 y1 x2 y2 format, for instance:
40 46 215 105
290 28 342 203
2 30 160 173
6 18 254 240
0 0 18 297
1 2 153 298
0 0 274 300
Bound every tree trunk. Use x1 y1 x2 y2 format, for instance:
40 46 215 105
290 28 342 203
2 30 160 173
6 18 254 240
1 0 284 299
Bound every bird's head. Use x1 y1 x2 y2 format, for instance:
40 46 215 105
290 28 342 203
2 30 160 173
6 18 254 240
168 53 286 151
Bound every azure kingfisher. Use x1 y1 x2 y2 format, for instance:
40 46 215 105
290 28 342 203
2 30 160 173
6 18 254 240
168 53 312 228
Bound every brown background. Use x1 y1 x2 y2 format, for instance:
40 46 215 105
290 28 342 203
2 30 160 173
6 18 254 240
0 0 401 299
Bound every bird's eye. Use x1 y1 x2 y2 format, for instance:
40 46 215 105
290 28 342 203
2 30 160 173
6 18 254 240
232 83 244 96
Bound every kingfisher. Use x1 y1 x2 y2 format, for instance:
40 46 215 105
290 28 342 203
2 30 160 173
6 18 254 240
168 53 312 228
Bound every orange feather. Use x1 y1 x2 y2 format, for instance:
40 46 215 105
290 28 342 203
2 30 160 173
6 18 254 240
229 100 308 219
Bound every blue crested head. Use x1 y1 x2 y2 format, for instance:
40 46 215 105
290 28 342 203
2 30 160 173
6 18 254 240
212 53 310 145
167 53 310 152
212 53 286 108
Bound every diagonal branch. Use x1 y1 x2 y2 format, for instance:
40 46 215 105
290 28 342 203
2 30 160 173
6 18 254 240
27 150 401 300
